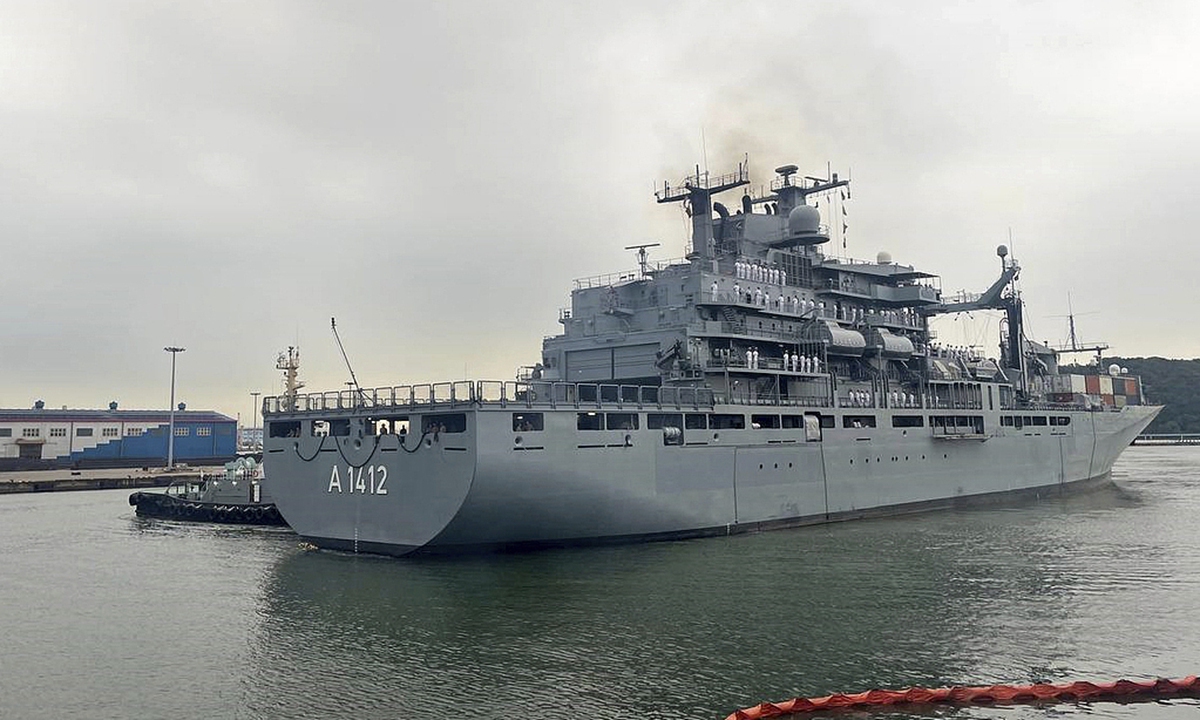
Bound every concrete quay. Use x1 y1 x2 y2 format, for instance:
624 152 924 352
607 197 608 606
0 467 206 494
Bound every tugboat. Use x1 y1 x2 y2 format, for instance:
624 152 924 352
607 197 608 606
129 457 285 525
259 159 1160 556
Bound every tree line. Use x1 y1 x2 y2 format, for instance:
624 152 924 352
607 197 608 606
1097 357 1200 434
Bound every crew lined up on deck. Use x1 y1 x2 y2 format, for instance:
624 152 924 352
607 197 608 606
734 260 787 286
711 276 921 328
741 348 822 373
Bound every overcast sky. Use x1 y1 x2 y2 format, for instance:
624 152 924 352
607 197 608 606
2 1 1197 421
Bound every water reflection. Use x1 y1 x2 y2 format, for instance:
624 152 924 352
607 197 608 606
239 478 1200 720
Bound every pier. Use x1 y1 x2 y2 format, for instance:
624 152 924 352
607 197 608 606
1133 433 1200 446
0 467 205 494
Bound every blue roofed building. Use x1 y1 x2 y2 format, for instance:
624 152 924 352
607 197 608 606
0 406 238 470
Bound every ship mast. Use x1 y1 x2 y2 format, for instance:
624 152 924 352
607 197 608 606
276 346 304 410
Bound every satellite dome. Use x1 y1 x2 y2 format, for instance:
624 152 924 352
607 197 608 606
877 251 893 264
788 204 821 236
1108 363 1121 376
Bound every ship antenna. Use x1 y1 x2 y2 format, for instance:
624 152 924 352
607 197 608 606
625 242 661 277
330 317 365 400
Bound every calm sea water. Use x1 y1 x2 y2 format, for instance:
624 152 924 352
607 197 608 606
3 447 1200 720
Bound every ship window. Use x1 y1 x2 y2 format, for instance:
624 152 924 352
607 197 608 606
269 421 301 438
1053 416 1072 426
311 420 329 437
892 415 924 428
328 419 352 436
1013 416 1023 429
781 414 804 429
1022 416 1034 426
577 412 603 430
1031 416 1048 426
709 413 746 430
0 428 11 437
843 415 876 428
751 414 780 429
1001 416 1014 426
512 413 543 432
647 413 683 430
684 413 707 430
423 413 466 433
374 416 410 435
606 413 638 430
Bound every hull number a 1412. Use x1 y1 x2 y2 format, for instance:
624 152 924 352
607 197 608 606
328 465 388 495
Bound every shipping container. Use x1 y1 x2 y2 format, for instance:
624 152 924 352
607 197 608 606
1102 393 1115 407
1115 395 1127 407
1085 375 1101 394
1071 374 1088 393
1100 376 1114 395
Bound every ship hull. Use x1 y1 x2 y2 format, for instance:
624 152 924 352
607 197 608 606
262 403 1159 556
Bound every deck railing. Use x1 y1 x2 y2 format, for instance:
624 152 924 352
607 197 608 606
262 381 718 416
263 381 1136 417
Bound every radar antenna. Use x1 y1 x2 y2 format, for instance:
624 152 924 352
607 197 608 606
624 243 661 277
330 318 365 400
1048 294 1109 363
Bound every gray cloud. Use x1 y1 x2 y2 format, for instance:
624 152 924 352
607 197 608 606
1 0 1196 417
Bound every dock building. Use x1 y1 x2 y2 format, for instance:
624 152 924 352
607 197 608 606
0 404 237 470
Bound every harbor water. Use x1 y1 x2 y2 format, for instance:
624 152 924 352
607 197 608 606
3 447 1200 720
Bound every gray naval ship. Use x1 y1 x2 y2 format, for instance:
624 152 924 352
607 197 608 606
261 160 1160 556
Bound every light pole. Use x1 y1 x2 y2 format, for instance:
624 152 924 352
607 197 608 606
250 391 261 450
164 346 185 468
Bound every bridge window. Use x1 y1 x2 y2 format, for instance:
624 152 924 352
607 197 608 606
709 413 746 430
647 413 683 430
577 412 603 430
423 413 467 433
606 412 638 430
1031 416 1048 426
512 413 543 432
685 413 707 430
843 415 876 428
269 421 301 438
377 415 410 435
1001 416 1014 426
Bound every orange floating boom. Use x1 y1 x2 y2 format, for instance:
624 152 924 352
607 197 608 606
725 676 1200 719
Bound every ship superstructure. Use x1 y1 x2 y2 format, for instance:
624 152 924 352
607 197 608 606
261 160 1159 556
